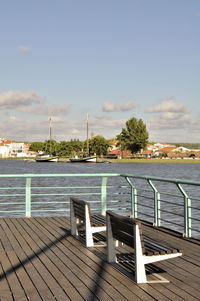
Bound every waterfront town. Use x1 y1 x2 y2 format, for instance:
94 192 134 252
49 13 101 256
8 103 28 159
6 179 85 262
0 137 200 160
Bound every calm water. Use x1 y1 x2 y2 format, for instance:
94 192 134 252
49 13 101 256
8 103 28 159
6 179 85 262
0 159 200 180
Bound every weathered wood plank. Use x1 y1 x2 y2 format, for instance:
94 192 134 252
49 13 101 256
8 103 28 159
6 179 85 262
32 217 129 301
46 217 153 301
12 218 81 301
21 217 111 301
1 219 59 301
1 216 200 301
57 216 172 300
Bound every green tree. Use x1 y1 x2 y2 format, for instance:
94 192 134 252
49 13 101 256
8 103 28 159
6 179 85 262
89 135 110 156
43 140 59 155
70 139 84 154
29 142 45 152
58 141 74 157
116 117 149 154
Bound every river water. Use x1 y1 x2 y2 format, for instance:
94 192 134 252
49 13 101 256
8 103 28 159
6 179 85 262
0 159 200 179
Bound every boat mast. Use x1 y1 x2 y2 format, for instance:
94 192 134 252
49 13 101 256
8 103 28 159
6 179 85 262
49 117 52 155
86 114 89 155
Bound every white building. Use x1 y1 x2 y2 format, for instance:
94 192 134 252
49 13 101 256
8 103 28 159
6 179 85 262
0 139 31 158
0 144 11 157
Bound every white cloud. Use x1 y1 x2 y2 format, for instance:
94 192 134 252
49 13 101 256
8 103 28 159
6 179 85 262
102 101 136 112
0 114 127 141
18 103 70 115
0 91 70 116
144 97 200 142
0 91 42 109
72 129 80 135
147 112 194 130
18 46 31 53
145 97 189 113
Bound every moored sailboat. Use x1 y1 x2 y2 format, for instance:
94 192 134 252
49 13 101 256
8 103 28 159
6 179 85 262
69 115 97 163
35 118 59 163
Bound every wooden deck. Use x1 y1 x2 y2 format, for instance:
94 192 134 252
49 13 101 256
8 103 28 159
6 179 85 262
1 217 200 301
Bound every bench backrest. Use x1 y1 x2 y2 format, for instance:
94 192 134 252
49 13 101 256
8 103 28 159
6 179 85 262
70 197 92 223
106 210 144 253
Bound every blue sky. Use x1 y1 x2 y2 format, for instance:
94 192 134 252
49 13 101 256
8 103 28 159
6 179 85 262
0 0 200 142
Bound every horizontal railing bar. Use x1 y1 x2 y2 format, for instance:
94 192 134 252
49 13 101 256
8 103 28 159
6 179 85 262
32 201 69 204
189 217 200 222
191 228 200 233
160 209 183 217
160 218 184 228
0 210 25 213
0 203 25 205
160 199 183 207
31 193 101 196
121 173 200 186
136 188 153 193
0 187 25 190
136 195 154 200
0 194 25 197
32 209 69 212
190 197 200 202
190 206 200 211
137 204 154 210
137 211 153 218
0 185 127 191
0 173 121 178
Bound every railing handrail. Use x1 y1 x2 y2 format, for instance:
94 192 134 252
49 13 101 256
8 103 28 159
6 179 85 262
0 173 120 178
0 172 200 239
120 173 200 186
1 172 200 186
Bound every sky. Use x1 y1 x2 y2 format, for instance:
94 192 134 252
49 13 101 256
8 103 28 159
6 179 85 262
0 0 200 143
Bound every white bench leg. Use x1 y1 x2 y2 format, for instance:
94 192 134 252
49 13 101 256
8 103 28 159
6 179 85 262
134 224 147 283
85 204 94 247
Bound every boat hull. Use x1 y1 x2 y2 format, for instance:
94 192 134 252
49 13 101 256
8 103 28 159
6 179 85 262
35 155 59 162
69 156 97 163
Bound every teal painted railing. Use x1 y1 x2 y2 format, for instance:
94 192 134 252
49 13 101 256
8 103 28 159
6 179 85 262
0 173 200 239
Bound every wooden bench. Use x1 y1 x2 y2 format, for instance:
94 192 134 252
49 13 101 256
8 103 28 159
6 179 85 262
106 210 183 283
70 197 106 247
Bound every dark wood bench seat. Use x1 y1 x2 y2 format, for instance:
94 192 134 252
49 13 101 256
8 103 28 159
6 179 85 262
70 197 106 247
106 210 183 283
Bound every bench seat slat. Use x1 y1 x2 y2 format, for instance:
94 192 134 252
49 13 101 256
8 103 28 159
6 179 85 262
91 215 106 227
106 210 183 283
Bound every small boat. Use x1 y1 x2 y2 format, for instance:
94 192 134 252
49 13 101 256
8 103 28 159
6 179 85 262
35 117 59 163
99 160 112 164
69 155 97 163
69 114 96 163
35 153 59 162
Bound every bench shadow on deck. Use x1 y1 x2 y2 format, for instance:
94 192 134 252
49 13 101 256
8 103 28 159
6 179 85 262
1 217 200 301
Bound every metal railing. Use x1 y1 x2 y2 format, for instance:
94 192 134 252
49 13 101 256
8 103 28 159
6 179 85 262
0 173 200 239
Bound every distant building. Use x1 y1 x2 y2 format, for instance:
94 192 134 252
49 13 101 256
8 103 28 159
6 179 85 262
107 149 132 158
0 138 31 158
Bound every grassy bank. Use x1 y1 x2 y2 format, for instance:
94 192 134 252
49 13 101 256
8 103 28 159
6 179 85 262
5 157 200 164
100 158 200 163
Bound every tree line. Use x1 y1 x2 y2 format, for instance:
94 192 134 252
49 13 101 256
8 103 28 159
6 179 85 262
29 117 149 157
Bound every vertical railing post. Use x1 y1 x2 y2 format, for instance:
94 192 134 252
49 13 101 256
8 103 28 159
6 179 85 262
25 177 31 218
177 184 191 237
125 177 137 218
148 180 160 227
101 177 108 215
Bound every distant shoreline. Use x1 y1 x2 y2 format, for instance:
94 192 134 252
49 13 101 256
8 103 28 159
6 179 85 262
105 159 200 164
1 157 200 164
60 158 200 164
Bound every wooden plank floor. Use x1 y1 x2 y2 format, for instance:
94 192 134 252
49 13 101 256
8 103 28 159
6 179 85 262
1 217 200 301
